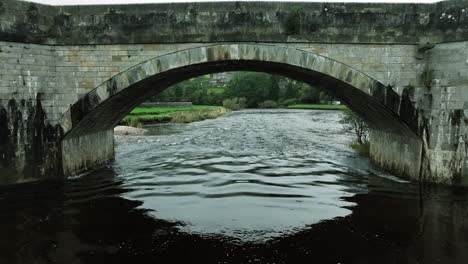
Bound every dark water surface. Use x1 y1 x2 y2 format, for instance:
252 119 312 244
2 109 468 264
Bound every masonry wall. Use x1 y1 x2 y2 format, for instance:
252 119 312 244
1 0 467 185
2 0 468 45
61 129 114 176
0 40 423 120
0 42 58 112
370 130 423 182
0 41 65 183
0 40 425 183
416 40 468 184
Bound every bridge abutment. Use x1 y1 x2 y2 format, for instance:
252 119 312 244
414 40 468 185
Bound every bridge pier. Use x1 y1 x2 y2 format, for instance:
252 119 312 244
369 130 423 181
61 130 115 176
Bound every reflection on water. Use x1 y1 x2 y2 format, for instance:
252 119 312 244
116 110 365 242
1 109 468 263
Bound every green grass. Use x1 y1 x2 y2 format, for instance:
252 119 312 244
122 105 228 125
349 141 370 157
208 88 225 94
170 108 228 123
287 104 348 110
129 105 223 115
123 113 172 123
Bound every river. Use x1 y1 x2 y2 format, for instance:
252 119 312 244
1 109 468 263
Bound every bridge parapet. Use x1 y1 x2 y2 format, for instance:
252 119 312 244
0 0 467 45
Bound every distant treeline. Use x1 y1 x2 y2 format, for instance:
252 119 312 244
148 72 335 108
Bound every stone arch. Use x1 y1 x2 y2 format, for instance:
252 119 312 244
57 44 422 177
60 44 418 138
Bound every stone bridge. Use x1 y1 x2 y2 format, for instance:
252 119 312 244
1 0 468 185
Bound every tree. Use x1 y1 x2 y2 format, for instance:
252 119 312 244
340 109 369 144
285 6 301 34
173 85 184 99
283 81 299 100
298 84 320 103
225 72 273 107
147 71 338 108
268 75 281 101
223 97 247 110
148 75 226 105
319 91 334 104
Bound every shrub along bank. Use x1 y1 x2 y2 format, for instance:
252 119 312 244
288 104 348 110
121 105 228 127
340 109 370 157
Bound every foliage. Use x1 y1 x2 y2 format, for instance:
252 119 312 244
288 104 347 110
123 106 227 124
147 71 339 109
281 98 298 107
421 64 434 88
298 84 320 103
319 91 334 103
285 6 302 34
349 141 370 157
222 97 247 111
122 118 143 128
340 109 369 144
268 75 281 101
340 109 370 156
285 80 326 104
148 75 225 106
258 100 278 108
284 82 299 99
208 88 225 94
225 72 275 107
123 114 171 124
170 108 228 123
129 105 221 115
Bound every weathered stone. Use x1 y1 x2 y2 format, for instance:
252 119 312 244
114 126 147 136
0 0 467 45
0 0 467 186
55 44 422 182
61 129 114 176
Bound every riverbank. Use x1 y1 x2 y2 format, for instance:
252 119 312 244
349 141 370 157
121 104 344 127
122 105 229 126
287 104 347 110
114 126 147 136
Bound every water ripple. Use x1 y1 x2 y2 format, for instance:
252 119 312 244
111 109 397 242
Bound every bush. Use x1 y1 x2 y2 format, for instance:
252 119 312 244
421 65 434 88
170 108 228 123
123 118 143 128
285 6 301 34
222 97 247 111
349 141 370 157
340 109 369 144
340 109 371 157
258 100 278 108
282 98 298 107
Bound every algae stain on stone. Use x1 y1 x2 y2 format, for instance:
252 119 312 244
0 96 64 183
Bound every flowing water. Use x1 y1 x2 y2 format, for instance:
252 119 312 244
1 109 468 264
